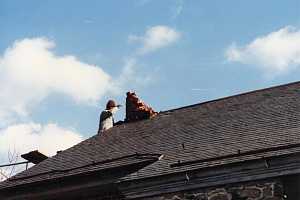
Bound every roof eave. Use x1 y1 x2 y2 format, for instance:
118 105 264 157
0 159 158 200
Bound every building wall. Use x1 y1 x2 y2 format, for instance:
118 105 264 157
142 180 284 200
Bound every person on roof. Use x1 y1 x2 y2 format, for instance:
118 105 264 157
98 100 121 134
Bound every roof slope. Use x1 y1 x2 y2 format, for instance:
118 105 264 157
3 81 300 189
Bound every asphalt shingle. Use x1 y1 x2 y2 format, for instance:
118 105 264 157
2 81 300 189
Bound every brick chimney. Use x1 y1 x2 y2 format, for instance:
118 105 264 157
125 92 157 122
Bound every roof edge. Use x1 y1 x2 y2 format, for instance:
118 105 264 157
161 80 300 113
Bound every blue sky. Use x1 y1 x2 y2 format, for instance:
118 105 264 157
0 0 300 175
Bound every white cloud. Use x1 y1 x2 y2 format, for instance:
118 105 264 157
226 26 300 75
0 123 83 179
119 58 153 85
0 36 156 178
129 25 181 55
171 0 184 20
0 38 112 122
0 123 83 157
112 58 154 95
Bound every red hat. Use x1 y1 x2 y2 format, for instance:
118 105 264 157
106 100 117 110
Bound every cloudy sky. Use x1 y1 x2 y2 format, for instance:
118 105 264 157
0 0 300 172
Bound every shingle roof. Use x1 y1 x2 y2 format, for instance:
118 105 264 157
2 81 300 189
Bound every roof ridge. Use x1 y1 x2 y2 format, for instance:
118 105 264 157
161 80 300 113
